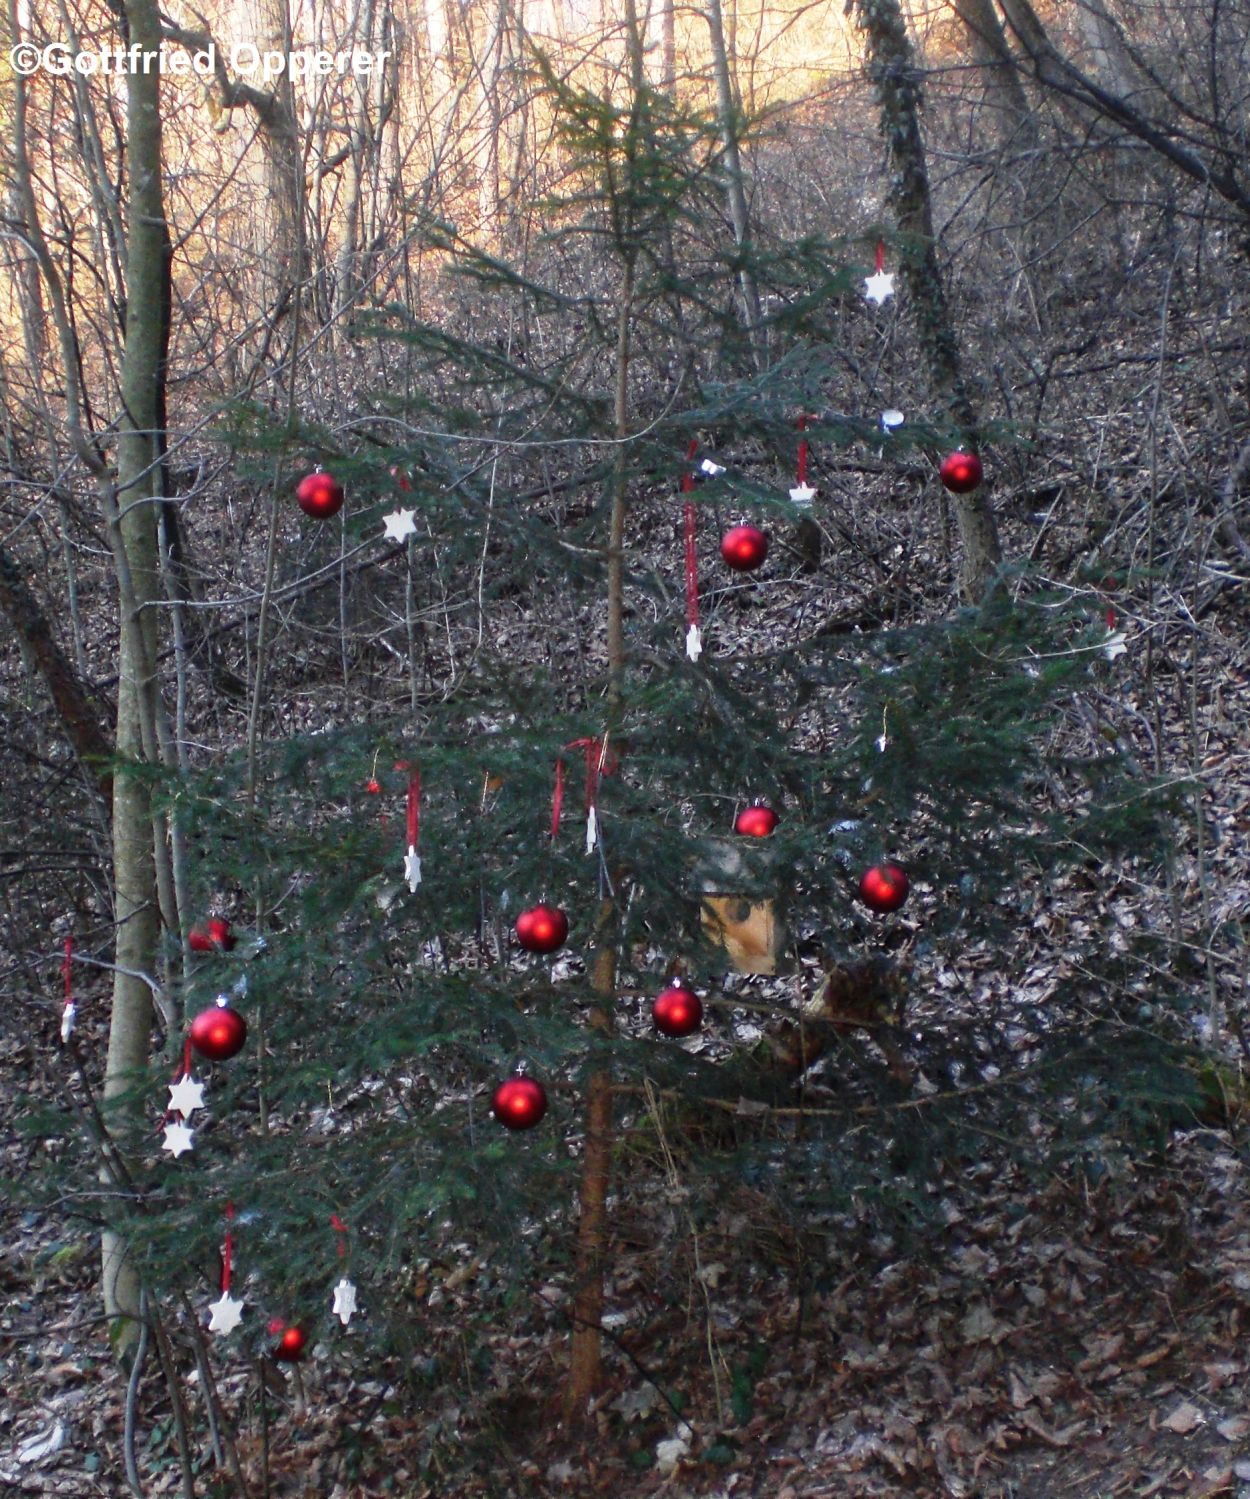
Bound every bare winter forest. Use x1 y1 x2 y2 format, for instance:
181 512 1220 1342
2 0 1250 1493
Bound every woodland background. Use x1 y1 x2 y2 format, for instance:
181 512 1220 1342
2 0 1250 1493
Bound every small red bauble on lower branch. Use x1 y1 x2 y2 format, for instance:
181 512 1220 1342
515 903 569 954
296 469 345 519
491 1076 548 1131
652 978 703 1038
939 451 983 494
720 524 769 572
269 1318 308 1362
189 997 248 1061
188 917 235 953
735 801 779 838
858 862 910 914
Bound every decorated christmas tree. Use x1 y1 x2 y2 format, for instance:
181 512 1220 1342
17 16 1189 1480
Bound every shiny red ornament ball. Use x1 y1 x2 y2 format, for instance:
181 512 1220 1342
364 778 381 794
492 1076 548 1130
296 470 345 519
735 802 779 838
270 1322 308 1361
720 524 769 571
188 918 235 953
652 979 703 1038
515 903 569 954
858 862 910 914
189 1002 248 1061
939 451 983 494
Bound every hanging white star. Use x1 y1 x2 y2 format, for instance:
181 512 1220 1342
332 1277 358 1327
403 845 422 892
881 409 905 432
1103 630 1128 661
60 1003 77 1043
207 1292 244 1335
382 509 417 543
161 1120 195 1158
789 483 817 507
585 806 598 854
699 459 725 477
167 1075 206 1118
685 624 703 662
863 270 896 305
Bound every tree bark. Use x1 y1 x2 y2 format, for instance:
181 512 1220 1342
249 0 305 305
852 0 1003 601
706 0 765 370
948 0 1034 148
102 0 170 1352
0 546 113 801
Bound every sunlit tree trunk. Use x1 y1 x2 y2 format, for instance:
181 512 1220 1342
948 0 1034 147
250 0 305 305
705 0 764 369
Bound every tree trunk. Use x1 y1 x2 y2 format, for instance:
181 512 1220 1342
562 0 653 1413
706 0 765 369
948 0 1034 147
102 0 170 1352
852 0 1002 601
661 0 676 92
251 0 305 306
0 546 113 801
1073 0 1137 99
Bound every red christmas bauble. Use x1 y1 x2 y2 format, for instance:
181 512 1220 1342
271 1323 308 1362
492 1076 548 1130
189 1002 248 1061
188 918 235 953
858 862 910 914
515 903 569 954
734 802 779 837
939 451 983 494
296 470 345 519
720 524 769 571
652 979 703 1038
364 778 381 794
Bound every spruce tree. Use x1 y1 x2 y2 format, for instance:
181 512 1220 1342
13 31 1190 1477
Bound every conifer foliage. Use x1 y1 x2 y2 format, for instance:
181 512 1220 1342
17 35 1186 1443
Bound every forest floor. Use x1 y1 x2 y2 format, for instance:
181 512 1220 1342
6 1103 1250 1497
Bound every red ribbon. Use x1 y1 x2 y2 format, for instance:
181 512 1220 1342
550 755 566 841
331 1213 349 1259
681 439 699 633
567 736 617 811
406 766 420 849
551 736 618 840
222 1204 234 1293
796 415 809 487
874 239 886 274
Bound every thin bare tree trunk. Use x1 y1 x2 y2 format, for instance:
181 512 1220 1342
852 0 1002 601
102 0 171 1352
705 0 764 369
563 0 656 1410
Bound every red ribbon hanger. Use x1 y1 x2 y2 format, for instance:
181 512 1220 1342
681 440 701 659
